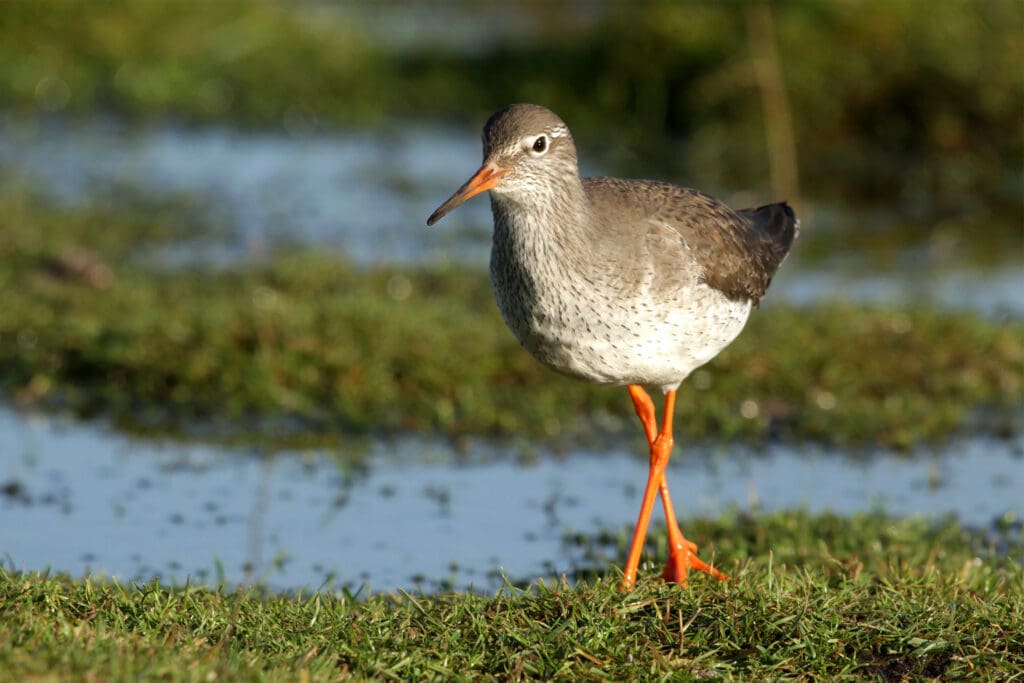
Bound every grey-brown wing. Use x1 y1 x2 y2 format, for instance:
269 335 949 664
585 177 797 305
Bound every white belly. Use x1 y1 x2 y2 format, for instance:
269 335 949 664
494 273 752 392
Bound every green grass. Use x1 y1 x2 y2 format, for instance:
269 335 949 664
2 512 1021 680
1 188 1021 449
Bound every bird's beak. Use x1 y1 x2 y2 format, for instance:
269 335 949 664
427 162 507 226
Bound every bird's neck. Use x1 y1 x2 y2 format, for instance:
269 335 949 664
489 175 591 260
488 176 593 345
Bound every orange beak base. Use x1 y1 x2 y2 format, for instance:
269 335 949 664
427 163 507 226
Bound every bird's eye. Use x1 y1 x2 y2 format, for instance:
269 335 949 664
532 136 547 153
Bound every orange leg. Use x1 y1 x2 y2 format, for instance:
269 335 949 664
620 386 728 591
658 476 728 584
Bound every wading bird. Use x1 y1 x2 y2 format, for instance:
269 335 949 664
428 104 797 589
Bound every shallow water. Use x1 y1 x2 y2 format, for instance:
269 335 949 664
2 409 1020 594
1 116 484 264
2 116 1022 314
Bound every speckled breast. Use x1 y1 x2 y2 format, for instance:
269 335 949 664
489 239 752 390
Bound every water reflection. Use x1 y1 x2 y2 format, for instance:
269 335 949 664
1 409 1019 593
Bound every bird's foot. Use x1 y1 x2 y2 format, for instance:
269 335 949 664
661 537 729 584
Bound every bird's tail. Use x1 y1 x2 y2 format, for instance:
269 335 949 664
738 202 799 266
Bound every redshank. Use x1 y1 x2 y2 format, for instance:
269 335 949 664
427 104 798 590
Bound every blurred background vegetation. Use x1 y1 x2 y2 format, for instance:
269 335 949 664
2 0 1021 226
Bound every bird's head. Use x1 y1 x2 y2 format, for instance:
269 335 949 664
427 103 579 226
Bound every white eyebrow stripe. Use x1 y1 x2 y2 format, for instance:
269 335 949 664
548 125 569 138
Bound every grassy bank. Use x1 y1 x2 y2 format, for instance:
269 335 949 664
2 512 1021 680
0 189 1021 449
